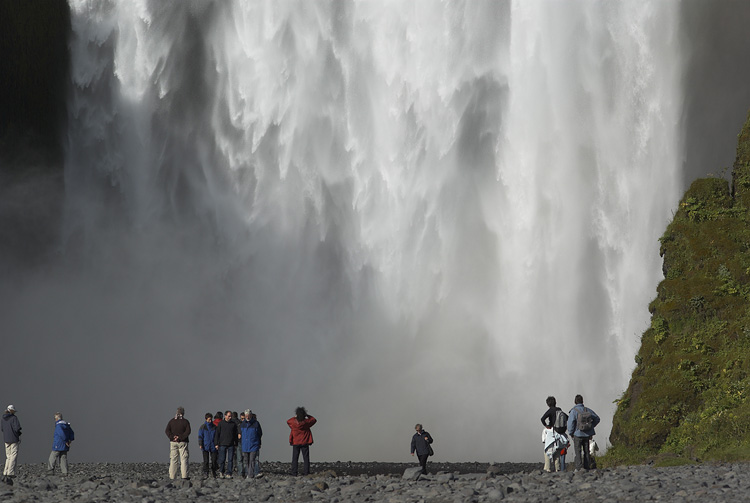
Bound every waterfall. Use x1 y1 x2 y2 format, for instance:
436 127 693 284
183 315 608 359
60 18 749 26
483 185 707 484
51 0 682 461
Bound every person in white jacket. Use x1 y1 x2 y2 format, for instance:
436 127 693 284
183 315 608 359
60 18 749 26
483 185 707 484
542 427 568 472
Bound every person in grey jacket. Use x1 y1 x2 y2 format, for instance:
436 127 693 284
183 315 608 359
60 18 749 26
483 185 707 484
2 405 22 482
567 395 600 471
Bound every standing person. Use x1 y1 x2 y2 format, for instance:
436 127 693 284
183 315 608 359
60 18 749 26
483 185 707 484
540 396 567 472
567 395 600 471
215 411 239 478
165 407 191 480
237 412 246 476
1 405 21 483
213 412 222 426
232 411 242 475
240 409 263 478
198 413 218 478
410 424 434 475
287 407 316 476
48 412 75 475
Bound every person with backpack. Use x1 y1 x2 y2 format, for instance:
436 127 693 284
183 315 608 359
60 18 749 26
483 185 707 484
540 396 568 471
567 394 600 471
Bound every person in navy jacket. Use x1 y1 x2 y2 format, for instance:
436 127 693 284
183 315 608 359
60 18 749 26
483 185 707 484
198 413 218 478
48 412 74 475
2 405 22 482
410 424 434 474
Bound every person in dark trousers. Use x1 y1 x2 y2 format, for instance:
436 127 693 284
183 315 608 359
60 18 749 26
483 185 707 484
410 423 434 474
2 405 21 483
240 409 263 478
48 412 75 475
237 412 246 476
215 411 239 478
287 407 316 476
540 396 566 471
231 411 241 474
198 413 218 478
567 395 600 471
165 407 191 480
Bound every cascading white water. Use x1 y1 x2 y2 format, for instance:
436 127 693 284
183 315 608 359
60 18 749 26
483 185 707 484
51 0 683 462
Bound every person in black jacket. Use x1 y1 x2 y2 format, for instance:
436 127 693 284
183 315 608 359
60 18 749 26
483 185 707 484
410 424 434 474
214 411 239 478
540 396 567 472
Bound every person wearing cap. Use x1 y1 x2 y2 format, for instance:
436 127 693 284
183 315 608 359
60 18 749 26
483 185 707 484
1 405 22 482
165 406 191 480
240 409 263 478
48 412 75 475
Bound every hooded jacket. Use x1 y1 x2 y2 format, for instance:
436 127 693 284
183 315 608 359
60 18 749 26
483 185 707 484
240 418 263 453
198 420 217 452
287 416 316 446
52 420 75 452
1 413 22 443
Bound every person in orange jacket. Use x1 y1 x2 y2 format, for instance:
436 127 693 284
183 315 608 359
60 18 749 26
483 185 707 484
287 407 316 476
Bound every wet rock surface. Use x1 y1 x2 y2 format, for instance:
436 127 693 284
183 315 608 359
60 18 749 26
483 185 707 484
2 461 750 501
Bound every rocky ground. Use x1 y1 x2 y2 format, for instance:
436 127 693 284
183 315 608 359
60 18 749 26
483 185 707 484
1 460 749 502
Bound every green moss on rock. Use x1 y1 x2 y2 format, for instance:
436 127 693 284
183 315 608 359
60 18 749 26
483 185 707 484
610 108 750 463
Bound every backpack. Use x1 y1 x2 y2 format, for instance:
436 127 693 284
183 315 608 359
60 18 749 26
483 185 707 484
554 409 568 432
577 407 594 432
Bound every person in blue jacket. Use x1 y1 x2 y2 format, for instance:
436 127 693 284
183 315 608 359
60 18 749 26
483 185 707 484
240 410 263 478
198 413 218 478
48 412 74 475
567 395 600 471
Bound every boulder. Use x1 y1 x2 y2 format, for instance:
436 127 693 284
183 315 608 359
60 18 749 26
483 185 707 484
403 467 422 480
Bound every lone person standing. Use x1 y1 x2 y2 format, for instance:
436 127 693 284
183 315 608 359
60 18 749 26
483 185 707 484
165 407 191 480
48 412 75 475
287 407 316 476
410 423 434 475
567 395 600 471
1 405 21 483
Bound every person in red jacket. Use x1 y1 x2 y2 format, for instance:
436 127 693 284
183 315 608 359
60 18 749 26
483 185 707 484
287 407 316 476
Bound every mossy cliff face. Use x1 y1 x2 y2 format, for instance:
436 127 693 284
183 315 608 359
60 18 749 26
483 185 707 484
610 110 750 461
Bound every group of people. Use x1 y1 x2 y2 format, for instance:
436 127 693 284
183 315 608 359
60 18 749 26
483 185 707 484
540 394 600 472
3 398 600 481
1 405 74 486
165 406 317 481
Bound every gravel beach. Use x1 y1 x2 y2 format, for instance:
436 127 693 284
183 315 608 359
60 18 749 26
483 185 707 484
2 460 749 502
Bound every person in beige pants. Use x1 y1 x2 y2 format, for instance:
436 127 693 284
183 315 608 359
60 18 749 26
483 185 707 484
165 407 191 479
2 405 22 483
